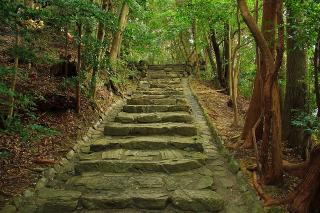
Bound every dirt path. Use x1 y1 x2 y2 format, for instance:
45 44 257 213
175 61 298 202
2 65 263 213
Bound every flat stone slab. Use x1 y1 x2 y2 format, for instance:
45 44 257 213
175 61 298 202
147 78 181 84
131 94 184 99
134 90 184 96
36 188 81 213
123 105 191 113
127 98 187 106
81 190 168 210
149 83 183 89
75 158 204 174
90 136 204 152
147 73 182 79
66 171 214 192
79 149 206 162
104 122 197 136
171 190 224 212
115 112 193 123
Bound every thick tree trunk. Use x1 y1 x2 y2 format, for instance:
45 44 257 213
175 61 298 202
290 145 320 213
109 1 129 61
283 6 307 155
270 83 283 183
210 29 224 87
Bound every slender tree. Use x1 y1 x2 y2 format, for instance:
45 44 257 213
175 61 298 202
237 0 284 183
109 1 129 61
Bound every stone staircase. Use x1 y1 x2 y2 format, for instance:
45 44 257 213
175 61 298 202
5 64 259 213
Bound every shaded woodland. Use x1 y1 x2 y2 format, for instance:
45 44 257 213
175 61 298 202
0 0 320 212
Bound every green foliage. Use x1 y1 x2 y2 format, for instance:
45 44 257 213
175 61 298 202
292 112 320 136
1 116 60 142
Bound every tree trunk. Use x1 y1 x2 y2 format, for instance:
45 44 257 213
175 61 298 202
210 29 224 87
270 83 283 183
283 6 308 156
237 0 284 183
109 1 129 61
91 0 109 99
241 73 263 148
206 42 217 81
223 23 230 91
76 23 82 113
241 0 277 147
180 32 191 62
192 19 200 77
8 27 20 118
290 144 320 213
314 32 320 117
64 27 69 77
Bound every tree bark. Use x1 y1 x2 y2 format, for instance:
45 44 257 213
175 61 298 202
314 32 320 117
290 144 320 213
238 0 284 183
210 29 224 87
223 23 230 90
283 5 308 156
8 27 20 118
109 1 129 61
76 23 82 113
91 0 109 99
206 42 217 81
192 19 200 77
241 0 277 147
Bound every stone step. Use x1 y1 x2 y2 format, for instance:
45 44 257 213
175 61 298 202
146 78 181 84
67 168 214 192
148 64 186 71
149 83 183 89
147 73 183 79
115 112 193 124
127 98 187 106
75 158 204 174
135 87 184 92
138 81 183 90
28 188 82 213
123 105 191 113
134 90 184 96
32 187 224 212
104 122 197 136
90 136 204 152
80 190 169 210
80 189 223 211
131 94 184 99
80 148 205 161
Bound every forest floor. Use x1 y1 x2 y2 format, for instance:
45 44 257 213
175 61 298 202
191 78 301 210
0 79 125 208
0 31 137 207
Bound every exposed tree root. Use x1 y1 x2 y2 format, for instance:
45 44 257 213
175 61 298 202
282 160 308 178
33 158 55 165
240 132 254 149
252 171 271 202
